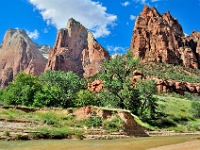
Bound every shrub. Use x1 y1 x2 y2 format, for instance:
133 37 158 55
83 117 102 128
3 131 10 136
74 90 98 107
39 113 61 127
15 134 22 140
102 115 125 132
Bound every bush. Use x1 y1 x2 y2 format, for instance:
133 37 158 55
39 113 61 127
74 90 98 107
3 131 10 136
82 117 102 128
102 115 125 132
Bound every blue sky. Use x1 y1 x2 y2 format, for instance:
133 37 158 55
0 0 200 54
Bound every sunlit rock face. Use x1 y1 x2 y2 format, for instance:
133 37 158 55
45 18 110 78
130 5 200 69
0 29 47 88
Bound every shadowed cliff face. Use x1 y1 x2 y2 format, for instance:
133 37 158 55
130 5 200 69
0 29 47 88
45 18 110 78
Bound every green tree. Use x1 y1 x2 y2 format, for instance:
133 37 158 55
99 52 141 110
74 89 98 107
2 72 42 106
97 52 158 116
136 79 158 118
33 85 61 108
39 70 85 108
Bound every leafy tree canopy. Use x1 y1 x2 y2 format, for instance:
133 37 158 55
98 51 157 117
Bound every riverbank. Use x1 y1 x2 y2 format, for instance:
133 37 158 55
1 118 200 141
0 106 200 141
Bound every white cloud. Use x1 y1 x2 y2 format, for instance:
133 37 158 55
26 29 39 39
107 45 128 54
133 0 151 6
151 0 159 2
46 19 51 26
122 1 130 7
133 0 151 5
130 15 136 20
29 0 117 38
133 0 147 4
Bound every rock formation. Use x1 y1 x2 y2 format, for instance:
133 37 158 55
88 79 104 92
38 44 52 59
0 29 47 88
88 71 200 95
130 5 200 69
149 76 200 95
45 18 110 78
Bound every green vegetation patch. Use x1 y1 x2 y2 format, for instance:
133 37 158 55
141 62 200 83
147 95 200 131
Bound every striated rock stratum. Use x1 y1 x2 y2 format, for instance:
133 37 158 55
45 18 110 78
130 5 200 69
0 29 47 88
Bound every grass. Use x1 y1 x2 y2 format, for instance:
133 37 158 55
28 127 76 139
102 115 125 132
0 95 200 139
156 95 193 120
145 95 200 131
132 114 157 130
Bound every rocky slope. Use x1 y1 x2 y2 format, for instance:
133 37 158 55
45 18 110 78
0 29 47 88
130 5 200 69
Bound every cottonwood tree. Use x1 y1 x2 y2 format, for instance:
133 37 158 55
38 70 85 108
2 73 42 106
98 51 157 116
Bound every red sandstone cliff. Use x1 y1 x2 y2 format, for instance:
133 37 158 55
0 29 47 88
130 5 200 69
45 18 110 78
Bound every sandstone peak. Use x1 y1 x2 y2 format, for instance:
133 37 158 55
0 29 47 88
38 44 52 59
45 18 110 78
130 5 199 69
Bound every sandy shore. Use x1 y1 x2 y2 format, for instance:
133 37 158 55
147 139 200 150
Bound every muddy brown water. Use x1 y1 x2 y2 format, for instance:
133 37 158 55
0 136 198 150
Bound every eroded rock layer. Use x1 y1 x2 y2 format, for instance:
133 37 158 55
45 18 110 77
130 5 200 69
0 29 47 88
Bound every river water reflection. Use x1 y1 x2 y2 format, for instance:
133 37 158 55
0 135 197 150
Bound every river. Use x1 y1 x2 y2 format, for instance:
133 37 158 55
0 135 198 150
